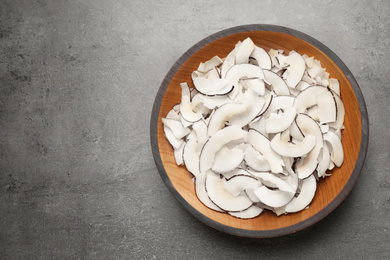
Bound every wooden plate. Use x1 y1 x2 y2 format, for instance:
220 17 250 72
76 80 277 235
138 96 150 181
150 24 369 238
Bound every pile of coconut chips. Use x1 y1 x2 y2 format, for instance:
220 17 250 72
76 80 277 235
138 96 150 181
162 37 345 219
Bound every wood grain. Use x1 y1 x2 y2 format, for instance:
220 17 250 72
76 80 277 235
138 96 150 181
150 25 369 238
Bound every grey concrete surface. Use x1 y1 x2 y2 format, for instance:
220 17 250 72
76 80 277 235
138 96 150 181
0 0 389 259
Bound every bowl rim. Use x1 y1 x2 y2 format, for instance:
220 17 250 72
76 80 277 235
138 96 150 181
150 24 369 238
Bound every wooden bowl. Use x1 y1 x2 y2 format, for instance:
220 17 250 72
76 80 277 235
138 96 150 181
150 24 369 238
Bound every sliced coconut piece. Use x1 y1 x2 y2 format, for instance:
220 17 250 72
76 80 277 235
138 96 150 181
192 120 209 153
262 95 295 119
270 132 316 158
245 188 261 203
228 90 266 127
199 125 246 173
249 171 296 193
163 125 184 150
165 108 181 120
179 82 203 122
316 87 337 124
247 129 285 174
207 102 249 136
195 171 224 212
282 51 306 88
285 174 317 213
205 171 253 212
240 77 265 96
328 90 345 130
223 174 261 197
295 81 311 92
161 118 191 139
191 92 232 110
248 115 268 138
294 85 327 112
235 37 256 64
228 205 263 219
225 63 265 100
268 49 284 68
254 186 295 208
197 55 223 73
212 145 245 174
263 70 290 95
329 78 340 96
220 41 241 78
294 113 324 179
280 169 299 192
173 141 185 166
265 106 297 133
244 145 271 172
221 168 251 180
307 59 326 79
192 77 234 96
289 119 305 142
249 46 272 70
183 137 201 177
324 131 344 167
316 143 331 178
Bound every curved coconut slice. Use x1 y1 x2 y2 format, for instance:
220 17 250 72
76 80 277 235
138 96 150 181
282 51 306 88
212 145 245 174
207 102 249 136
235 37 255 64
165 108 181 120
191 93 232 110
249 46 272 70
316 87 337 124
244 146 271 172
183 137 201 177
195 171 224 212
263 70 290 96
247 129 285 174
197 55 223 73
225 63 265 99
249 171 296 193
221 168 251 180
161 118 191 139
205 171 253 212
173 141 185 166
228 90 266 127
265 106 297 134
179 82 203 122
240 77 265 96
220 41 241 78
328 90 345 129
248 115 268 138
329 78 340 96
268 49 284 68
262 95 295 119
199 125 246 173
316 143 331 178
192 76 234 96
280 169 299 192
285 174 317 213
324 131 344 167
270 132 316 158
228 205 263 219
295 113 324 179
254 186 295 208
163 125 184 150
223 174 261 197
192 120 209 153
307 59 326 79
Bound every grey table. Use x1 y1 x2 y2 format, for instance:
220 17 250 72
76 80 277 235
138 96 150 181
1 0 389 259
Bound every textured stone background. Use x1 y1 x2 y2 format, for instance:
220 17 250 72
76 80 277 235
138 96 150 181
1 0 389 259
